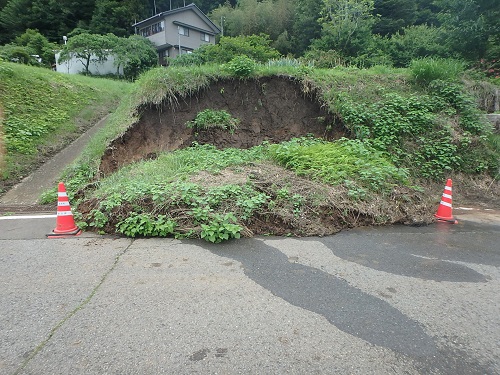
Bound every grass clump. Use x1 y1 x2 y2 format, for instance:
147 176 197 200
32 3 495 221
410 57 466 86
186 109 240 133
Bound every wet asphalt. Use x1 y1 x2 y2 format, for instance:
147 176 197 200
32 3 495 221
0 216 499 374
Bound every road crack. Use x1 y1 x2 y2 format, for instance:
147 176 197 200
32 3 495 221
13 239 134 375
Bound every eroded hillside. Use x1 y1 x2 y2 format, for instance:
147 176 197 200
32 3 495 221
99 77 345 174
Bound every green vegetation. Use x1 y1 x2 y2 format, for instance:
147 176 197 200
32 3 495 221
186 109 240 133
1 55 498 242
0 29 57 66
39 59 494 241
170 35 280 67
268 138 410 198
410 58 466 85
224 55 258 77
0 61 130 191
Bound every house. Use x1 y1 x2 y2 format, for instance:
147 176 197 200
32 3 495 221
132 3 221 65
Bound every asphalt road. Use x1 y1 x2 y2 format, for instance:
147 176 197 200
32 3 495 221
0 215 499 374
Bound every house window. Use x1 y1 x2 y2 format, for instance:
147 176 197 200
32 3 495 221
178 26 189 36
201 33 210 42
139 21 164 37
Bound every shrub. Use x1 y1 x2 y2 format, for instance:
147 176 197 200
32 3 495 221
0 45 34 65
197 34 280 64
224 55 257 78
387 25 451 68
168 52 206 67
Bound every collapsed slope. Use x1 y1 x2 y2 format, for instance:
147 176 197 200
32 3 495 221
100 76 342 174
79 72 436 239
73 65 498 240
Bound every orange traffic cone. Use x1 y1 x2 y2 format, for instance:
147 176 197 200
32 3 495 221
46 182 82 238
434 179 458 224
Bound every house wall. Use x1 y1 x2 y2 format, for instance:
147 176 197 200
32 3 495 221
165 10 214 49
147 25 167 46
137 7 217 60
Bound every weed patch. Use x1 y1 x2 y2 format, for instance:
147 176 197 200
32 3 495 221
186 109 240 133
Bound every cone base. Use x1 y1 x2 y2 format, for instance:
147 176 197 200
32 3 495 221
46 228 82 238
53 225 80 234
434 215 458 224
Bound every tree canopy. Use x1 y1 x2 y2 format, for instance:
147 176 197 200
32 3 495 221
0 0 499 71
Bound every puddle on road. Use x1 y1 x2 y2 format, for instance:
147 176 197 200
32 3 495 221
204 236 496 373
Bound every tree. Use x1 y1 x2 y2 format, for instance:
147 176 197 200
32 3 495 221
0 0 67 42
58 33 114 75
0 0 96 43
435 0 490 60
59 0 96 34
414 0 441 26
89 0 149 37
210 0 295 41
291 0 323 56
14 29 57 65
315 0 376 58
113 35 158 80
372 0 417 36
153 0 236 14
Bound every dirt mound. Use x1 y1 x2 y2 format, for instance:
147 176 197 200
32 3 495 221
99 76 345 174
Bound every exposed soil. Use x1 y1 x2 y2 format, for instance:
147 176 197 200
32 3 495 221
100 76 344 174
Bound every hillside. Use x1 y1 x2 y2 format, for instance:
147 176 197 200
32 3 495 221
0 62 131 194
51 62 499 241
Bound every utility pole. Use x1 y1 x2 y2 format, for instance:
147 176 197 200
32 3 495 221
178 26 181 57
221 16 224 37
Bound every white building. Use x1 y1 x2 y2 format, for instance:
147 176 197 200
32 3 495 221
54 52 124 75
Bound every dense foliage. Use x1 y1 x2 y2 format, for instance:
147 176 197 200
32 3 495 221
0 0 498 73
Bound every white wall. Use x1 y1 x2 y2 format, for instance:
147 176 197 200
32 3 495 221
54 52 124 75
